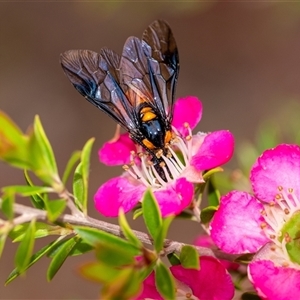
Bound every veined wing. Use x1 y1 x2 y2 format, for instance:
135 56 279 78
120 20 179 121
60 48 138 132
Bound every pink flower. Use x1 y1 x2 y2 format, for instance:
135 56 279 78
95 96 234 217
194 235 240 271
210 144 300 299
136 257 235 300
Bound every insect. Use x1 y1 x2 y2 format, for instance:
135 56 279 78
60 20 179 165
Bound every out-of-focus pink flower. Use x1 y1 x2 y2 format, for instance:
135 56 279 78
210 144 300 299
95 96 234 217
136 257 235 300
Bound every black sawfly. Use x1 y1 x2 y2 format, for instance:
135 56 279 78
60 20 179 176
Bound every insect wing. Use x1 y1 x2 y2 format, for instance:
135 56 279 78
60 49 137 132
60 20 179 137
120 20 179 121
142 20 179 120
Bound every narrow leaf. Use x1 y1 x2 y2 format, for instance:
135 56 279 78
101 267 141 300
132 207 143 219
33 115 57 174
73 162 84 212
167 253 181 266
79 261 121 283
154 216 174 253
47 236 78 281
45 199 66 222
2 185 53 197
74 227 139 260
207 177 220 206
95 240 136 267
119 209 142 248
200 206 218 224
62 150 81 184
14 219 36 273
5 238 63 284
9 222 65 242
179 245 200 270
73 138 94 214
0 234 7 259
0 111 30 169
24 170 45 209
1 193 14 220
155 260 175 299
142 189 162 241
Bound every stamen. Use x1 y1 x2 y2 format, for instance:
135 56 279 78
150 165 167 187
166 145 185 171
173 137 189 166
130 163 150 187
161 154 181 178
281 188 297 209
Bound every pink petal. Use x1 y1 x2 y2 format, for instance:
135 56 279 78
98 133 136 166
249 260 300 300
135 272 163 300
172 96 202 136
180 165 204 183
191 130 234 171
94 176 145 217
251 144 300 203
154 178 194 217
170 256 234 300
210 191 269 254
193 235 240 271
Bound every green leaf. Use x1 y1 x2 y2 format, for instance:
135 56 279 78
80 264 142 299
24 170 45 209
101 267 141 300
155 260 175 299
132 207 143 219
72 138 94 214
119 209 142 248
154 216 174 253
2 185 53 197
47 236 78 281
79 261 121 283
5 238 63 284
1 193 14 220
45 199 66 222
0 111 30 169
207 177 220 206
9 222 65 242
74 227 139 266
179 245 200 270
142 189 162 242
69 239 93 256
28 116 62 190
95 240 136 267
33 115 58 175
0 234 7 259
62 150 81 184
14 219 36 274
200 206 218 224
80 138 94 186
167 252 181 266
73 162 84 212
202 167 224 181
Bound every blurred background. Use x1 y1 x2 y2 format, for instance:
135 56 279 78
1 2 300 299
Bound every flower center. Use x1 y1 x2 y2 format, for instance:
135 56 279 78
260 186 300 266
122 125 193 189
